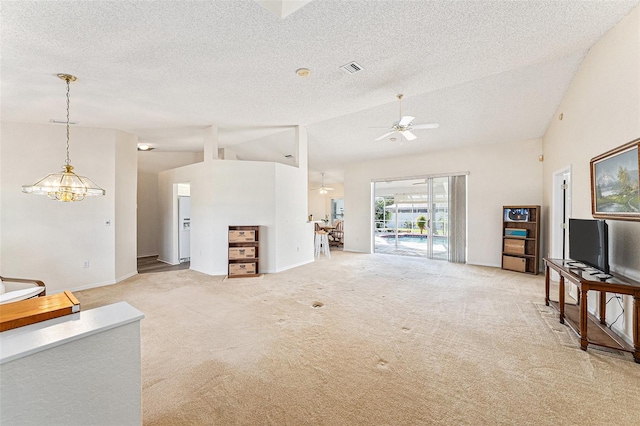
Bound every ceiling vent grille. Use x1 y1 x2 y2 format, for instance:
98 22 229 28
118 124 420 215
340 61 363 74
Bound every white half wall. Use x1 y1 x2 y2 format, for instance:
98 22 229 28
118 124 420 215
158 126 313 275
344 138 543 267
0 123 138 293
158 159 314 275
0 302 144 426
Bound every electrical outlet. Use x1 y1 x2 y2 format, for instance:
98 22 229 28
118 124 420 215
83 261 90 268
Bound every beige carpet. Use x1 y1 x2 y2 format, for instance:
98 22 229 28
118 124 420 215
76 251 640 425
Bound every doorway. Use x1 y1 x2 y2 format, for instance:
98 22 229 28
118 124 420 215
372 175 466 261
331 198 344 224
552 167 572 260
551 167 572 284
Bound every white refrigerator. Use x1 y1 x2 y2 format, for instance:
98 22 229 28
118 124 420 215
178 196 191 262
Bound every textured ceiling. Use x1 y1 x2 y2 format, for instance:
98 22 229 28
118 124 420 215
2 0 638 185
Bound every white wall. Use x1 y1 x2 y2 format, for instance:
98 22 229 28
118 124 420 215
137 151 204 257
115 132 138 282
276 163 315 271
157 126 313 275
0 123 138 293
344 138 543 267
1 303 143 426
542 6 640 341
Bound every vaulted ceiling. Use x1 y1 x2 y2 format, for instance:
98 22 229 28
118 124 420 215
2 1 638 185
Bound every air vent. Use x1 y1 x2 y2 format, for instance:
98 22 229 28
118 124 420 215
340 61 363 74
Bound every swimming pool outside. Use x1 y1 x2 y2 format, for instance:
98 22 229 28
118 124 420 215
375 233 448 258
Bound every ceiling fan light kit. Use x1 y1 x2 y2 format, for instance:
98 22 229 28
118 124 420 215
375 94 439 141
22 73 106 202
314 172 334 194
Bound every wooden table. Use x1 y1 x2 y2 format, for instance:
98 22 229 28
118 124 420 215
544 258 640 363
0 291 80 332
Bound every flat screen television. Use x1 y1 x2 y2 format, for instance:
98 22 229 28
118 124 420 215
568 218 609 274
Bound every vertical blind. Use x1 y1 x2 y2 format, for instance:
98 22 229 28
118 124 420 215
448 175 467 263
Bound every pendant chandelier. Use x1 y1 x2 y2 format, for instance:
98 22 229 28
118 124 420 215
22 74 105 202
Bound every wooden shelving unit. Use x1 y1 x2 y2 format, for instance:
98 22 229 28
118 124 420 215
228 226 260 278
501 205 540 275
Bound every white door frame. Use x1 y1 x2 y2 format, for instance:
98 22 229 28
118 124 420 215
551 166 572 282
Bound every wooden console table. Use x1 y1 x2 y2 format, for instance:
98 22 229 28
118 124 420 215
543 258 640 363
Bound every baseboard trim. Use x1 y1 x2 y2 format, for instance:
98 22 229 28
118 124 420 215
55 271 138 294
116 271 138 283
137 253 159 258
65 279 118 293
272 259 314 273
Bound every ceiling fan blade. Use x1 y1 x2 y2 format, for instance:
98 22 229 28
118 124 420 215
411 123 440 130
398 115 414 127
402 130 417 141
375 131 395 141
325 187 334 190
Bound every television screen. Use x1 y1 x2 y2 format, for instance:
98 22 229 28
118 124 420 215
568 218 609 274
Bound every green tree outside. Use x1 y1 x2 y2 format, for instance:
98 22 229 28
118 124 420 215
416 215 427 234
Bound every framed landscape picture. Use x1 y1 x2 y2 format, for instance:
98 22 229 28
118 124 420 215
590 137 640 221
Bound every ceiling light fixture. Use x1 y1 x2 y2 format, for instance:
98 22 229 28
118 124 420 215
137 144 153 151
22 74 105 202
318 172 334 194
296 68 311 77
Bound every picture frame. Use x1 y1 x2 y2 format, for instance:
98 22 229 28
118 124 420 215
590 137 640 221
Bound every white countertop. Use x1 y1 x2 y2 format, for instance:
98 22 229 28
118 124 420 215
0 301 145 364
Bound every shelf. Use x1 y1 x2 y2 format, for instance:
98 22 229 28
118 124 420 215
228 225 260 278
501 206 540 275
548 300 634 353
502 252 535 258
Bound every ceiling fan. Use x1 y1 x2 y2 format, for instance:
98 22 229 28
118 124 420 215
375 94 439 141
311 172 334 194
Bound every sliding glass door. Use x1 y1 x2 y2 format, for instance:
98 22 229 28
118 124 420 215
429 177 449 260
373 174 466 263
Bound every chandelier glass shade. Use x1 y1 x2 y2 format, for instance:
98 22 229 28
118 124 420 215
22 165 105 202
22 74 105 202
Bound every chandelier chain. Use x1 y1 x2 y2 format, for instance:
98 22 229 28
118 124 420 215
65 77 71 166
